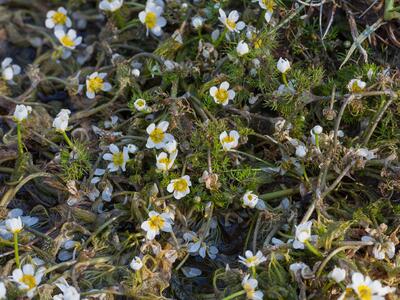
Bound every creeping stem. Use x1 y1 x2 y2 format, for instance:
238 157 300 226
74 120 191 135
16 123 23 156
13 232 20 268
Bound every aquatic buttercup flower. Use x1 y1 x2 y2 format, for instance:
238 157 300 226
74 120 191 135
218 9 245 33
1 57 21 81
146 121 174 149
13 105 32 122
85 72 112 99
219 130 240 151
12 264 45 298
45 7 72 30
239 250 266 268
102 144 129 172
242 191 259 208
209 81 235 106
141 211 173 240
167 175 191 199
53 109 71 132
99 0 124 12
139 3 166 36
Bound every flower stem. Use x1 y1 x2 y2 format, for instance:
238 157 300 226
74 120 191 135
251 266 257 277
62 131 74 149
16 123 23 156
314 133 320 150
282 73 289 87
13 232 20 268
301 161 310 183
222 290 246 300
304 240 323 258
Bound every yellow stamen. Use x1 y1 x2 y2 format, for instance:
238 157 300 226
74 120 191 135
145 12 157 29
112 152 124 167
215 88 228 103
52 12 67 25
150 128 165 144
149 215 165 230
173 178 188 192
222 135 235 144
226 19 236 30
87 76 104 93
358 285 372 300
20 274 36 290
60 35 75 48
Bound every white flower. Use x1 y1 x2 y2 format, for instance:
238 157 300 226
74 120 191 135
55 29 82 49
312 125 323 135
145 121 174 149
102 144 129 172
99 0 124 12
130 256 143 271
127 144 138 154
236 40 249 56
258 0 275 22
45 7 72 30
350 272 395 300
239 250 266 268
329 267 346 283
277 57 291 73
293 221 313 249
209 81 235 106
156 151 177 171
5 217 23 234
295 145 307 158
219 130 240 151
361 236 395 260
242 191 259 208
53 109 71 132
53 278 80 300
13 105 32 122
0 282 5 299
139 3 166 36
241 275 264 300
85 72 112 99
141 211 173 240
1 57 21 81
167 175 191 199
12 264 45 298
347 79 366 93
355 148 376 161
134 98 148 111
164 139 177 153
218 9 245 33
132 68 141 77
191 16 204 29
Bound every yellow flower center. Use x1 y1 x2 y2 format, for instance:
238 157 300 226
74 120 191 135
215 88 228 103
52 12 67 25
20 274 36 290
222 135 235 144
112 152 124 167
145 12 157 29
87 77 104 93
150 128 165 144
248 194 254 201
159 157 171 166
246 256 257 264
226 19 236 30
60 35 75 48
358 285 372 300
173 178 188 192
136 100 145 107
351 81 363 93
243 283 254 294
262 0 275 11
149 215 165 230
